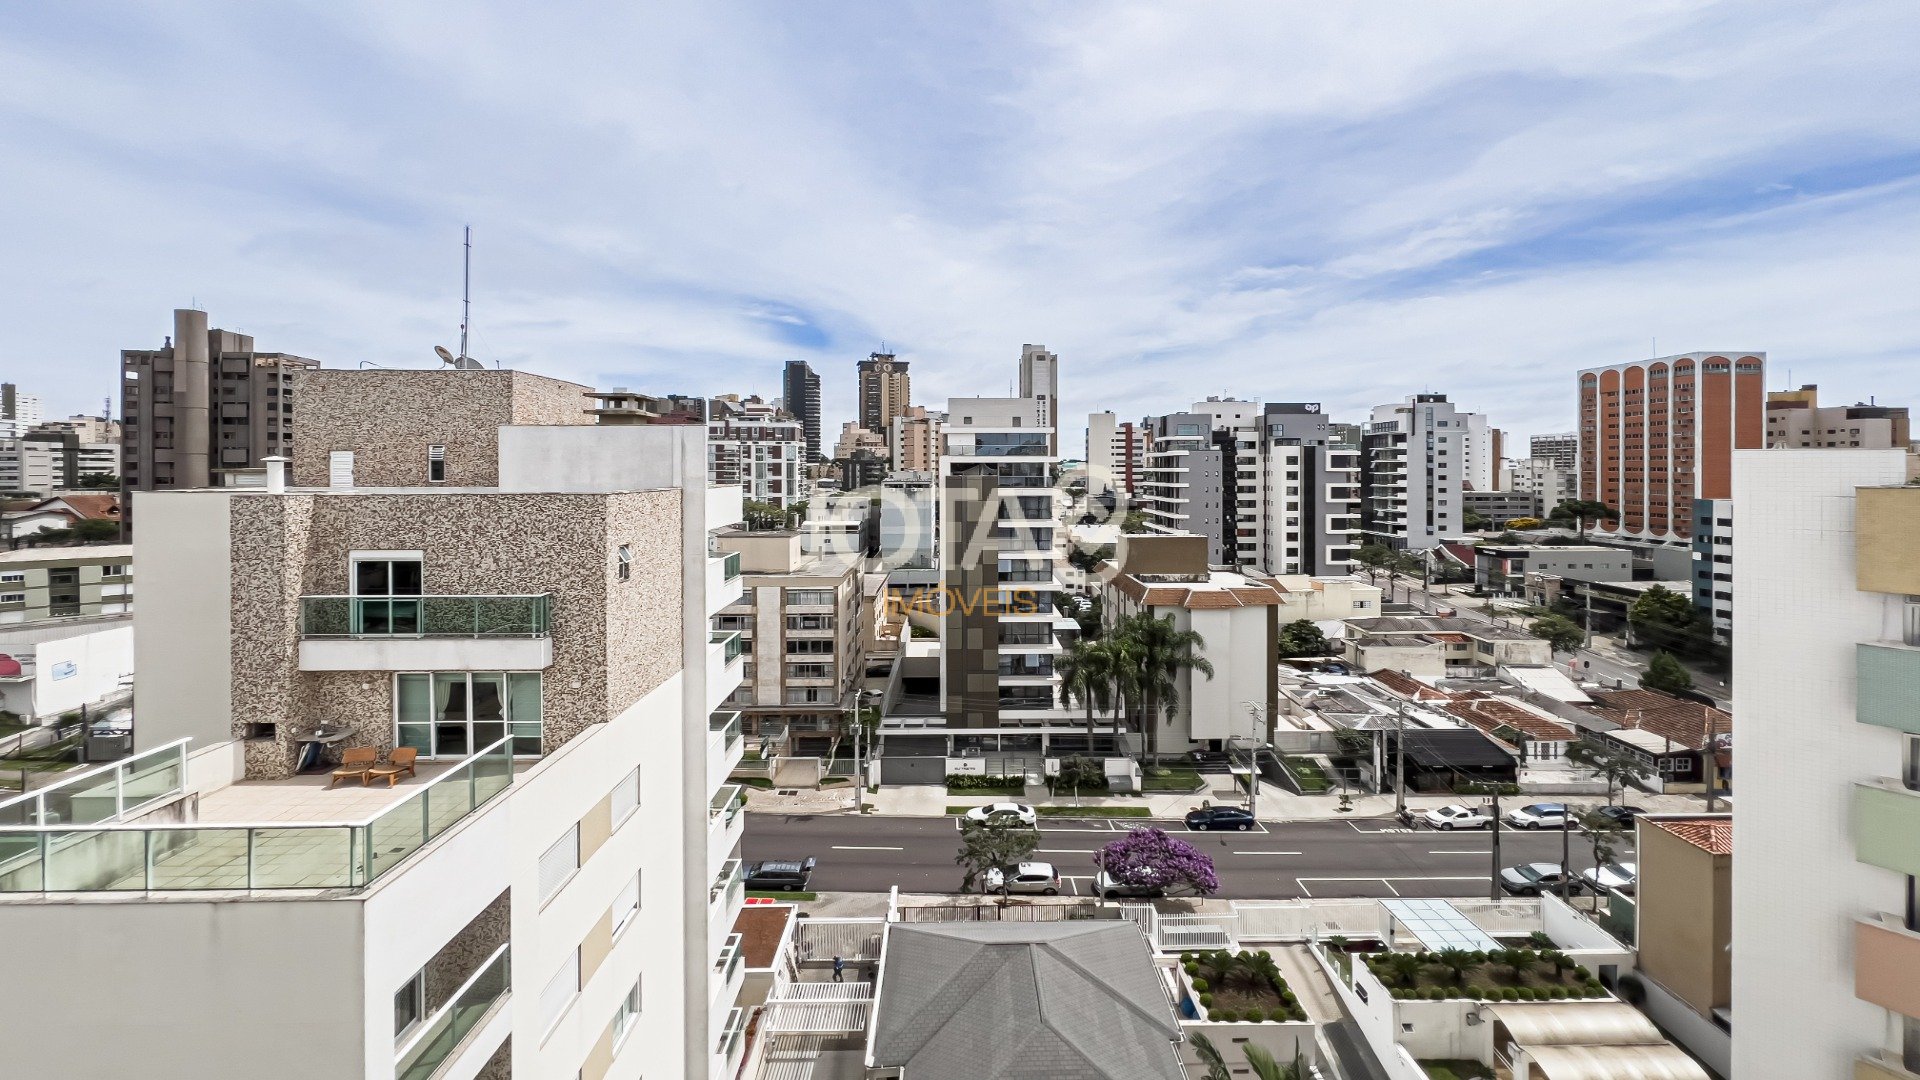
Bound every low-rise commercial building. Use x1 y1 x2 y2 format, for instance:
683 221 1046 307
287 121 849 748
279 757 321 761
1474 544 1633 595
1342 616 1552 676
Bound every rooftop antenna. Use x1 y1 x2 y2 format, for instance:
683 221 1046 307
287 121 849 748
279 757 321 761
433 226 484 369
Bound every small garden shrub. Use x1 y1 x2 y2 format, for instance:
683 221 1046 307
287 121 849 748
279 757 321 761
1268 1008 1290 1022
1191 978 1209 993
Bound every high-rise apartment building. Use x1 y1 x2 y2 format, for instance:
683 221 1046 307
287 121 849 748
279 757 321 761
1504 457 1574 514
940 393 1064 727
856 352 911 438
1361 393 1477 551
121 308 319 516
1729 447 1918 1078
1 383 43 436
1018 344 1059 441
1766 383 1912 449
1577 352 1765 543
781 360 823 462
890 405 942 473
1085 411 1146 498
1256 403 1360 575
1529 431 1578 473
708 396 804 510
0 366 752 1080
1133 400 1358 573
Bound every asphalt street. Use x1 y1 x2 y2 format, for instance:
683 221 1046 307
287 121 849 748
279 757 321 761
743 812 1632 900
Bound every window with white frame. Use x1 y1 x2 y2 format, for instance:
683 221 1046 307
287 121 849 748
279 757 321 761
427 444 445 483
612 977 642 1048
540 948 580 1035
611 766 640 827
0 572 23 584
0 593 23 604
612 870 641 936
617 544 632 582
538 824 579 901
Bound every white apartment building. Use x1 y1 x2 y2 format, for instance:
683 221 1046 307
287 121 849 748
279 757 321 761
1730 447 1920 1079
1084 410 1147 498
0 369 751 1080
1361 393 1479 550
1018 344 1059 438
708 401 803 511
712 530 864 747
1503 457 1573 514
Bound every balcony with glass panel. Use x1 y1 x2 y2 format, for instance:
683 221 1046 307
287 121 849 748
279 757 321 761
297 594 554 672
0 738 519 894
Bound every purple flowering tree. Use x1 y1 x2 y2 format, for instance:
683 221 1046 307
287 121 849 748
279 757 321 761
1096 827 1219 895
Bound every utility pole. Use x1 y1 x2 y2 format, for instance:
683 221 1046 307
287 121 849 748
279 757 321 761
1582 586 1594 649
1392 697 1409 820
1702 707 1719 814
1488 786 1503 902
1560 811 1573 899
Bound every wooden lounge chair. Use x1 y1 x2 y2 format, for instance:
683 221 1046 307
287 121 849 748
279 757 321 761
329 747 378 788
368 747 419 787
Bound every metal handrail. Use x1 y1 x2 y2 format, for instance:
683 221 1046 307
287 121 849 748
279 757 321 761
395 941 511 1079
0 737 190 826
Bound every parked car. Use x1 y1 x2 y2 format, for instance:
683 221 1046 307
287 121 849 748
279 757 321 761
1504 803 1570 830
1093 870 1165 899
1184 805 1257 831
1580 861 1639 895
742 858 816 891
1498 862 1580 896
1594 804 1647 827
963 802 1037 828
982 861 1061 895
1421 804 1493 830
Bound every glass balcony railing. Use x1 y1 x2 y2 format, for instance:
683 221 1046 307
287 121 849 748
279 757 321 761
710 712 743 752
711 630 745 663
299 595 552 638
395 942 510 1080
716 1007 748 1058
0 739 514 894
710 786 744 826
715 932 745 984
0 738 188 827
711 858 743 906
720 551 742 582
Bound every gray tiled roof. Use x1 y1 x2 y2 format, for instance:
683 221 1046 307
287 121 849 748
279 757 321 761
870 922 1183 1080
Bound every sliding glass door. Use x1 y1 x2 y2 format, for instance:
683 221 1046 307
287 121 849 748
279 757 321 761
397 672 542 758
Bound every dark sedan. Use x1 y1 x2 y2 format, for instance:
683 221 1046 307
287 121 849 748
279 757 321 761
1595 805 1648 827
1184 805 1257 831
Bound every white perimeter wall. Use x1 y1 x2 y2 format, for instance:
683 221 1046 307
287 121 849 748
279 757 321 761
1730 448 1908 1078
131 489 234 752
0 896 367 1080
26 621 132 718
1183 607 1269 744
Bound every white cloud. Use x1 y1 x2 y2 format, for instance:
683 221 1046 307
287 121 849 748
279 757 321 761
0 0 1916 448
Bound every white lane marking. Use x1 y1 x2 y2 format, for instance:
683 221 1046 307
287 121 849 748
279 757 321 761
830 845 904 851
1037 848 1098 855
1232 851 1303 856
1428 850 1488 855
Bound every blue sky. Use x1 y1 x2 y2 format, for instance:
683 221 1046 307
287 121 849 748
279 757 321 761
4 1 1919 444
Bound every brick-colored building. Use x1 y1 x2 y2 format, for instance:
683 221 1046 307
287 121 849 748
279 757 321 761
1576 353 1765 542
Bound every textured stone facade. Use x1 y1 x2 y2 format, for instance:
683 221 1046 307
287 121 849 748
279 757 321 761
425 889 511 1012
289 369 593 488
229 487 682 779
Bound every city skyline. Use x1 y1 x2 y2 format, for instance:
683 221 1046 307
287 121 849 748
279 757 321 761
4 3 1919 437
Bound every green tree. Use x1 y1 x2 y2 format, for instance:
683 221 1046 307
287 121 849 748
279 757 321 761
1565 737 1654 805
1187 1033 1233 1080
1628 585 1703 653
1578 808 1628 868
1528 613 1585 655
1354 543 1395 580
1070 592 1105 640
1463 509 1492 532
75 474 120 490
1434 947 1477 986
741 498 801 531
1276 618 1332 659
1118 612 1214 764
1119 509 1150 534
1548 499 1620 539
955 817 1041 896
1641 650 1695 695
1056 638 1116 741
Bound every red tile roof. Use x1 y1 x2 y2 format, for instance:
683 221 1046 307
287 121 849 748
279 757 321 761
1648 818 1732 856
1365 670 1452 701
1583 689 1730 751
1445 695 1576 741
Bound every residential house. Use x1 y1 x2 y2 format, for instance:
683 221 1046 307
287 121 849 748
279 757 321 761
1342 616 1552 676
0 543 133 624
1576 688 1730 794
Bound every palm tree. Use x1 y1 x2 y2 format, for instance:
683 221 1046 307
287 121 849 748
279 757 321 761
1244 1045 1308 1080
1434 947 1476 986
1120 612 1215 766
1187 1032 1233 1080
1102 633 1143 744
1056 638 1115 741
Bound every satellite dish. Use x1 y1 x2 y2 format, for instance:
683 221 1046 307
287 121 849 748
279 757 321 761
434 345 456 364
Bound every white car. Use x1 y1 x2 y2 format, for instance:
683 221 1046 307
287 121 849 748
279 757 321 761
1504 803 1570 830
1581 861 1638 895
1422 804 1493 831
963 802 1037 828
982 861 1060 895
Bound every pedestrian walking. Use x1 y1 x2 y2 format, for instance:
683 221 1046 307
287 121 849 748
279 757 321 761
832 955 845 982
